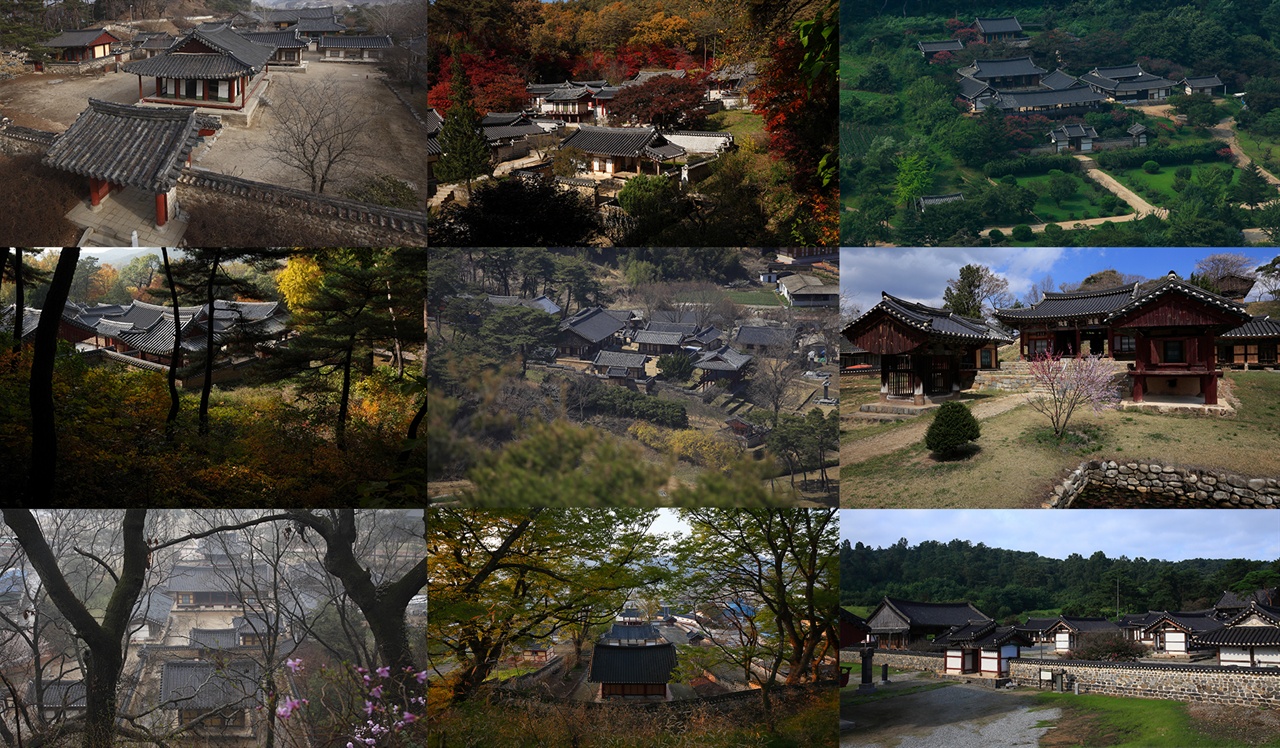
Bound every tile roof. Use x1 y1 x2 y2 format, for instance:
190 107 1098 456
646 321 699 335
44 28 119 48
294 17 347 32
1194 626 1280 646
426 108 442 136
1082 68 1175 92
1127 123 1148 135
734 325 795 348
958 76 992 99
626 69 686 87
1019 617 1060 632
1221 315 1280 339
561 306 625 344
1141 611 1223 635
849 294 1001 344
543 85 593 102
633 329 685 346
138 33 176 50
0 305 41 339
241 30 308 49
165 565 239 594
318 34 392 49
189 627 241 649
959 57 1046 80
995 283 1139 323
1040 69 1082 90
160 660 260 710
25 680 86 708
974 16 1023 34
559 126 684 160
873 598 992 630
917 193 964 208
44 100 200 193
132 590 174 626
1049 616 1120 633
1216 588 1280 609
918 39 964 53
1050 124 1099 141
938 620 1031 648
123 27 274 79
994 86 1107 109
1182 75 1223 87
605 623 659 641
1090 64 1147 79
1105 272 1251 325
588 641 677 684
694 345 753 372
592 350 647 369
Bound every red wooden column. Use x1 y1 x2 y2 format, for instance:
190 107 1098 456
155 193 167 227
1202 333 1218 405
88 177 111 207
1074 328 1081 357
1132 332 1148 402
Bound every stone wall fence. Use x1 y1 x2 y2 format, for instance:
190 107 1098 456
853 649 945 673
1010 657 1280 707
1049 459 1280 507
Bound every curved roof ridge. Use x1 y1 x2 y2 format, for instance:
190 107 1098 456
1041 282 1139 300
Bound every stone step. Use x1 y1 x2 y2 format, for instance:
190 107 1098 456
859 403 940 415
850 412 917 424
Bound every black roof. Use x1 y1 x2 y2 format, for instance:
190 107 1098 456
848 294 1008 344
974 16 1023 34
44 100 200 193
160 660 260 710
734 325 796 348
561 307 625 344
319 34 392 49
25 680 86 708
559 126 685 161
918 39 963 53
592 350 647 369
1141 611 1223 635
43 28 119 48
1048 616 1120 633
588 641 677 684
1222 315 1280 339
165 564 239 594
605 623 659 640
1019 617 1060 632
0 305 41 339
1050 124 1098 140
633 329 684 346
994 86 1107 109
294 17 347 32
996 283 1139 323
1091 64 1147 79
123 27 274 79
937 620 1031 648
646 321 698 335
1105 272 1251 325
694 345 753 372
1182 75 1223 87
959 57 1046 80
241 30 308 49
1194 626 1280 646
189 627 241 649
1082 66 1175 92
873 597 992 630
1216 588 1280 610
1040 69 1082 91
131 589 174 626
958 76 992 99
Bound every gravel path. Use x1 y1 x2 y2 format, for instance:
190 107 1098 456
842 683 1060 748
1074 155 1168 217
842 393 1030 467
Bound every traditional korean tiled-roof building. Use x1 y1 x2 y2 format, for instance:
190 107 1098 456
41 28 121 63
1049 123 1100 152
123 26 274 111
633 329 686 355
693 345 753 387
1194 600 1280 668
1017 616 1059 644
318 34 393 61
995 283 1142 359
624 69 687 87
734 324 797 352
958 57 1046 90
1219 316 1280 369
917 39 964 59
24 680 86 721
973 16 1025 44
557 306 626 359
588 631 677 700
988 86 1107 116
160 660 261 731
1181 75 1226 97
293 16 348 38
0 305 41 341
1045 616 1121 652
1081 64 1176 102
778 274 839 308
865 597 992 649
43 99 201 227
591 350 649 385
706 61 756 106
936 620 1031 676
558 125 685 176
1214 588 1280 618
135 32 176 58
240 29 307 65
1140 611 1222 655
843 294 1009 406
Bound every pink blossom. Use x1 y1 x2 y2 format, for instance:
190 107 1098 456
402 712 417 723
376 666 391 678
286 658 304 674
363 700 374 716
369 685 383 700
275 697 307 719
414 670 428 684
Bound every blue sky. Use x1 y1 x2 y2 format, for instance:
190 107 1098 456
840 509 1280 562
840 247 1277 316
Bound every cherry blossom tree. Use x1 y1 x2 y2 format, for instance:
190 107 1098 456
1027 352 1121 438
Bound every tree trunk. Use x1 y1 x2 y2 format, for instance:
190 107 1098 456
162 248 180 439
422 295 429 378
199 253 220 437
337 337 355 450
29 249 79 502
398 395 428 466
11 248 22 354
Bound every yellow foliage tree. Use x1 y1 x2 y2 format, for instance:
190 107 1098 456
277 255 323 311
630 11 695 49
627 421 669 452
668 429 741 471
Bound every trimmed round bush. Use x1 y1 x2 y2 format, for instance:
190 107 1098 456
925 401 981 457
1143 160 1161 174
1012 224 1033 242
989 229 1006 243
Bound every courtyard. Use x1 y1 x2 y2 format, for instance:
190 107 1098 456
0 51 429 204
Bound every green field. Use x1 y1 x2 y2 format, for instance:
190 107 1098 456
705 109 764 142
1235 128 1280 182
1013 172 1132 223
1034 692 1280 748
725 288 783 306
1105 162 1239 208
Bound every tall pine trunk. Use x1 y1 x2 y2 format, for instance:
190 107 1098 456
11 248 23 354
162 248 181 439
30 249 79 502
336 335 355 450
199 253 220 436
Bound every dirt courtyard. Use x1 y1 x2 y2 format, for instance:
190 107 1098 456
0 52 429 205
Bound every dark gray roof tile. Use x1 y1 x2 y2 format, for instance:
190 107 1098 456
43 100 200 193
318 34 392 49
160 660 260 709
588 642 677 684
44 28 120 48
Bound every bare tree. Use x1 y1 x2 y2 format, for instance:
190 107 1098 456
1196 252 1257 283
750 345 799 426
267 77 373 194
1022 274 1056 307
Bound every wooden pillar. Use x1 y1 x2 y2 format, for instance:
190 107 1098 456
1074 328 1081 357
1133 333 1148 402
879 364 889 403
155 192 167 227
1203 334 1218 405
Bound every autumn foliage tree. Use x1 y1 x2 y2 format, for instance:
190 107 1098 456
426 52 528 114
609 74 707 129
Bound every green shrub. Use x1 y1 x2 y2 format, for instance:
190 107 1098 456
924 401 981 457
989 228 1005 243
1143 160 1161 174
1012 224 1033 241
590 387 688 428
983 154 1079 178
1175 166 1192 180
657 353 693 381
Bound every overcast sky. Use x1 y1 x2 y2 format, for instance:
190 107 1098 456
840 510 1280 562
840 247 1275 316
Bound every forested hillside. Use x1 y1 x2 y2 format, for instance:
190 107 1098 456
840 538 1280 622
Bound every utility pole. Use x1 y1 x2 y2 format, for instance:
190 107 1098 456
1116 576 1120 620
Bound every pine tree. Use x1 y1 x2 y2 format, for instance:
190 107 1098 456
434 52 491 197
1233 161 1276 208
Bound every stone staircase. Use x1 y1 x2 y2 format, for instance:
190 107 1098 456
850 402 940 423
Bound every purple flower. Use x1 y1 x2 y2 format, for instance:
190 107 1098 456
363 700 374 716
402 712 417 723
369 685 383 700
414 670 428 684
276 697 306 719
376 666 391 678
286 658 304 674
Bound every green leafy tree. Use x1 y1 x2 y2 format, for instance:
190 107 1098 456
924 401 981 458
1231 162 1275 207
657 352 693 381
855 61 893 93
1048 169 1077 207
942 264 987 318
617 174 689 245
478 305 557 376
893 152 933 205
434 52 491 197
428 177 599 246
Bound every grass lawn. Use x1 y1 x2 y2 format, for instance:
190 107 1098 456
705 109 764 142
724 288 783 306
1013 172 1132 223
840 375 902 444
1235 127 1280 180
841 372 1280 508
1034 692 1280 748
1105 162 1238 208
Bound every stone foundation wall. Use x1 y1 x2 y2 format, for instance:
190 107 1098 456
1009 658 1280 707
0 121 56 156
859 649 945 673
1050 459 1280 507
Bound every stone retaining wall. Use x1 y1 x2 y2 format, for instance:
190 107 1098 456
0 121 56 156
1009 657 1280 707
863 649 945 673
1049 459 1280 507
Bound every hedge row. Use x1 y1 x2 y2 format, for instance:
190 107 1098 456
1092 141 1228 170
983 154 1080 178
592 387 688 428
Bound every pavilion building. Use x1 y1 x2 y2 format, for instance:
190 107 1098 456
994 283 1142 360
122 26 274 112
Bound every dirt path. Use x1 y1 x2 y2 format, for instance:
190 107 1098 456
1074 155 1168 216
1211 116 1280 186
841 393 1030 466
842 683 1059 748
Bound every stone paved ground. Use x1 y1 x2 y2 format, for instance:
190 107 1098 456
842 682 1060 748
